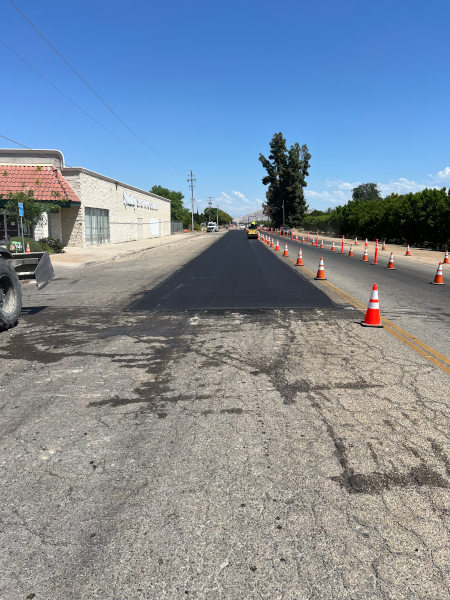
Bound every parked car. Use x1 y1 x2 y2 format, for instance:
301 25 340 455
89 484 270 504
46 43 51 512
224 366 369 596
280 226 292 234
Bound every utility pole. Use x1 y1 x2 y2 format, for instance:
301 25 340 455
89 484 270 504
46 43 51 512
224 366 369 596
187 170 196 231
207 197 213 222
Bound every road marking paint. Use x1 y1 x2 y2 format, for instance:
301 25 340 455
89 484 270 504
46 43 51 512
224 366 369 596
263 239 450 374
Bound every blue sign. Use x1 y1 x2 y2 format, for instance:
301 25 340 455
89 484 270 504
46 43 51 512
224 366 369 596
18 202 24 217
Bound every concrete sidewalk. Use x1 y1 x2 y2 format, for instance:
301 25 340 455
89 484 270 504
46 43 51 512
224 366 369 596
50 232 206 268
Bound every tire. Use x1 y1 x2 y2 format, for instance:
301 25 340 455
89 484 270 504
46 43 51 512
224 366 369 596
0 259 22 331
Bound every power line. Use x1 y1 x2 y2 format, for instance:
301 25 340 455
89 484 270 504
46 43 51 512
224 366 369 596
0 133 75 167
7 0 187 177
0 39 150 164
0 39 185 176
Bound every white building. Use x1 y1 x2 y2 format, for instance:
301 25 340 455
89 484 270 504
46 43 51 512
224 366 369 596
0 149 171 247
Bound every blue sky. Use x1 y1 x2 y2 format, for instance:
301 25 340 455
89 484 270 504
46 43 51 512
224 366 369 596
2 0 450 218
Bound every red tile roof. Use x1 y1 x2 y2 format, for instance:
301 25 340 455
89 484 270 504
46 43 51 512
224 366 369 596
0 165 80 204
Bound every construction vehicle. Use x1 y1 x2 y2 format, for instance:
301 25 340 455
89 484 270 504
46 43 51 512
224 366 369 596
0 246 54 331
247 221 258 239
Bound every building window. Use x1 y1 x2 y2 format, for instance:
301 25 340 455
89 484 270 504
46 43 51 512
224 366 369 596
85 207 110 246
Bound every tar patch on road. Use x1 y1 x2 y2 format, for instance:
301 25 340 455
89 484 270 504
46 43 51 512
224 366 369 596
129 231 339 312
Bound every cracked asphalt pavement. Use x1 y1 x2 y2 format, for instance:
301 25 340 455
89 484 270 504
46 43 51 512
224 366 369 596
0 231 448 599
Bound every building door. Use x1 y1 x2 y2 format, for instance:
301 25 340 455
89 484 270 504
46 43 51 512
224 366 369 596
150 218 159 237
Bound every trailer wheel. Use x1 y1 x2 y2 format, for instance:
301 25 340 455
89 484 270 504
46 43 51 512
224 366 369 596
0 259 22 331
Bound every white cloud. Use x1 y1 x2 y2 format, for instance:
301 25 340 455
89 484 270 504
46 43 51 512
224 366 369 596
232 190 251 204
216 192 233 205
306 188 350 205
436 166 450 179
378 178 426 196
308 170 447 210
212 190 265 218
325 179 361 191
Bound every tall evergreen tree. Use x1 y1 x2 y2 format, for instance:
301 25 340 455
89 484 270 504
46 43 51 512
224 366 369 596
259 132 311 227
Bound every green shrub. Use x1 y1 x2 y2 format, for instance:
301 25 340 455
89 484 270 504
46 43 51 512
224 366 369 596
8 237 42 252
8 237 64 254
37 237 64 253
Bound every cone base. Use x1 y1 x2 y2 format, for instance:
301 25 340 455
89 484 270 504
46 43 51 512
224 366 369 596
314 276 327 280
295 263 304 266
431 282 444 285
360 322 384 328
386 267 396 270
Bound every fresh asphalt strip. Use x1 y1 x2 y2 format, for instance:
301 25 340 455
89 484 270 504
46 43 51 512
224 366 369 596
129 230 340 312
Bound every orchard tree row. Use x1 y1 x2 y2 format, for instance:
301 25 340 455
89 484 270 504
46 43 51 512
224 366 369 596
303 184 450 249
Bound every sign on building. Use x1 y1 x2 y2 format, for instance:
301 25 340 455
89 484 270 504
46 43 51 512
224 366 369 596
123 190 158 211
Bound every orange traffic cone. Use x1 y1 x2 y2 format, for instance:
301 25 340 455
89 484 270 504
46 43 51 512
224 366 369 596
348 244 353 257
386 252 395 270
275 240 280 251
283 243 289 257
431 262 444 285
311 239 315 246
405 244 411 256
443 250 449 264
365 238 368 248
361 283 383 327
296 235 299 241
302 237 305 243
25 242 31 253
331 242 335 252
320 240 324 249
270 238 274 248
361 247 369 262
354 237 358 245
381 240 386 250
266 236 270 245
295 248 304 266
314 257 327 280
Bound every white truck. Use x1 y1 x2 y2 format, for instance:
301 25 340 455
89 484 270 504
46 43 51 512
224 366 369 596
206 221 218 232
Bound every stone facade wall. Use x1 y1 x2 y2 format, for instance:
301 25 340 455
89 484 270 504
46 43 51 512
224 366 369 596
61 205 83 247
33 212 49 240
49 210 62 242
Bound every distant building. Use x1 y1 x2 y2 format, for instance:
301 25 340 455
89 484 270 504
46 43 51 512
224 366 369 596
0 149 171 247
235 207 269 223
